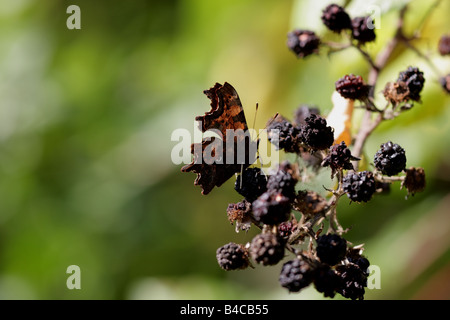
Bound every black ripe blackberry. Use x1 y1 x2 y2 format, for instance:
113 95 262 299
235 167 267 201
402 167 426 196
316 234 347 266
216 242 249 271
374 141 407 176
250 233 285 266
335 263 368 300
314 265 341 298
346 247 371 275
440 74 450 94
266 115 302 153
287 30 320 58
301 114 334 151
321 141 358 175
293 105 320 126
397 66 425 101
279 258 314 292
351 16 376 44
343 171 376 203
438 34 450 56
321 4 352 33
252 190 291 225
335 74 369 100
266 161 298 199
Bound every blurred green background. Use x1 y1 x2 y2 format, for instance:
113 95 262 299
0 0 449 299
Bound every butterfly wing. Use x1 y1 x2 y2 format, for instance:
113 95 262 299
182 82 255 195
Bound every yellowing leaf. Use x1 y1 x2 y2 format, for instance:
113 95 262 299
327 91 354 146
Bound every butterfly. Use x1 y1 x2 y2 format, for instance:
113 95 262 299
181 82 257 195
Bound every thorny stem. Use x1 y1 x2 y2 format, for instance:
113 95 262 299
287 210 325 245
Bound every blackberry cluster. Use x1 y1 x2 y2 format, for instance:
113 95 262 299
374 141 407 176
343 171 376 203
278 247 370 300
287 30 320 58
321 4 352 33
235 167 267 201
335 74 370 100
216 242 250 271
266 115 302 153
250 233 285 266
351 16 376 44
204 2 430 302
321 141 358 175
300 114 334 150
397 67 425 102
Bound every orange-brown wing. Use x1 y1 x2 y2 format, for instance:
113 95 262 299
181 82 255 195
197 82 248 135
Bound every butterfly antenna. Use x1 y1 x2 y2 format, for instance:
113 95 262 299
239 163 244 189
255 112 279 140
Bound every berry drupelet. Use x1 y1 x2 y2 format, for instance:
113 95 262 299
300 114 334 151
279 258 315 292
321 4 352 33
342 171 376 203
316 234 347 266
287 30 320 58
351 16 376 44
216 242 250 271
250 233 285 266
235 167 267 201
335 74 369 100
397 67 425 102
374 141 407 176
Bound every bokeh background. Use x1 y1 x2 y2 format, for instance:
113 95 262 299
0 0 449 299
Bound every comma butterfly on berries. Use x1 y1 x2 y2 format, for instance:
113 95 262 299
181 82 258 195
